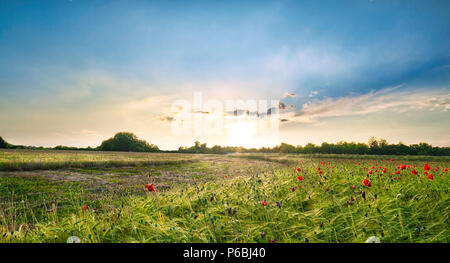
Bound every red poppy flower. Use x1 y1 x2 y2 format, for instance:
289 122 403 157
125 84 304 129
298 185 302 189
261 200 267 207
382 168 387 173
368 170 373 175
82 205 87 211
428 173 434 181
297 175 304 181
224 175 228 178
146 184 156 192
390 158 394 162
296 167 301 172
411 169 418 175
317 167 321 171
318 170 323 174
445 168 448 172
363 178 370 187
395 170 400 174
424 164 431 171
400 164 406 170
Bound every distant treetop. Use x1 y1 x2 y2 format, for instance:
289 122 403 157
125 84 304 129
0 136 7 148
98 132 159 152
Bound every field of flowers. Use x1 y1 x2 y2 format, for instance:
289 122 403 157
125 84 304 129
0 150 448 243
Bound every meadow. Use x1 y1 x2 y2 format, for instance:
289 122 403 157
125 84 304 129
0 149 448 243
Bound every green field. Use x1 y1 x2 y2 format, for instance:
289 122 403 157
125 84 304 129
0 149 448 243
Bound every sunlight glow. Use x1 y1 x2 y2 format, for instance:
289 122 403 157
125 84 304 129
227 121 258 148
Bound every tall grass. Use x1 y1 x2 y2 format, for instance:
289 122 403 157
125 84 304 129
1 157 448 243
0 149 201 171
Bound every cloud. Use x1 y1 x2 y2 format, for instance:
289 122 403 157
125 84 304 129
309 91 319 97
288 86 450 123
124 95 174 111
80 129 101 137
283 92 296 98
159 115 175 122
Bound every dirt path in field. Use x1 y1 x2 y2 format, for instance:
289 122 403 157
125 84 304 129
0 156 285 195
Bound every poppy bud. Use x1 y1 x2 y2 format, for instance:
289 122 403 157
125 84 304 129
227 207 233 216
261 231 266 239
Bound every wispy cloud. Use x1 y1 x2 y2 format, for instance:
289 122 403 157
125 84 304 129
309 91 319 97
283 86 450 123
283 91 297 98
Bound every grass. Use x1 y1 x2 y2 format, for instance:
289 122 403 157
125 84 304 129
0 149 201 171
233 152 450 163
0 150 448 243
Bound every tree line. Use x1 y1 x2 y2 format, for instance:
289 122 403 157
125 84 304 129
177 138 449 156
0 132 159 153
0 133 449 156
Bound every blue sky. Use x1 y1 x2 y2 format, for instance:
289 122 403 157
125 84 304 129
0 0 449 149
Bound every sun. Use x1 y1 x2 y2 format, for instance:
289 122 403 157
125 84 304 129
227 121 258 148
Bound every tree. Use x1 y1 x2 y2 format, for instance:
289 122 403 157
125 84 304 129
417 142 432 156
303 143 317 154
98 132 159 152
0 136 8 148
279 143 296 153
